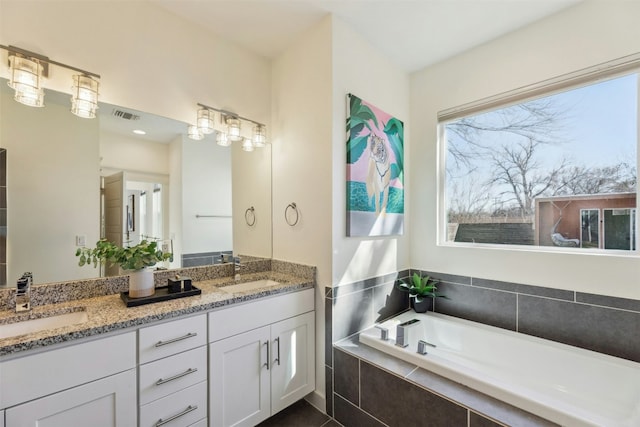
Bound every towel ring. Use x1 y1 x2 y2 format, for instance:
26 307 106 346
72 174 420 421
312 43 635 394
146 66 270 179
245 206 256 226
285 202 299 226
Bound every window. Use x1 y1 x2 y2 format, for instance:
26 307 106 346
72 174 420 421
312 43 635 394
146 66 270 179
441 68 638 252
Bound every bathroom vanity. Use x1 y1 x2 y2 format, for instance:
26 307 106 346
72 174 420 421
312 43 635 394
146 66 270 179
0 262 316 427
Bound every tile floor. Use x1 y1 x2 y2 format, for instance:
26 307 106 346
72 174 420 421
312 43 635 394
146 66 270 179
257 399 341 427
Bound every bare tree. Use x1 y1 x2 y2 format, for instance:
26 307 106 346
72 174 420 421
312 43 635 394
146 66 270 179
555 161 637 195
447 179 493 223
447 99 567 171
487 138 569 216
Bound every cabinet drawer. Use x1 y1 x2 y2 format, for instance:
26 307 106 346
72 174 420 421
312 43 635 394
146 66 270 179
139 346 207 405
209 289 314 342
140 381 207 427
0 332 136 409
188 420 207 427
139 314 207 364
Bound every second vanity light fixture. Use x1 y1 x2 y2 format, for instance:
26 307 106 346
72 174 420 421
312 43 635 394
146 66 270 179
188 103 267 151
1 44 101 118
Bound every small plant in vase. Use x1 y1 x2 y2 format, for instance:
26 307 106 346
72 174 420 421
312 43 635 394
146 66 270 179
397 273 446 313
76 239 172 298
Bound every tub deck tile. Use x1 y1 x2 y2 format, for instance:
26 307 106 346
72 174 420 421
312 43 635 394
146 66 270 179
361 360 468 427
407 368 559 427
335 336 416 377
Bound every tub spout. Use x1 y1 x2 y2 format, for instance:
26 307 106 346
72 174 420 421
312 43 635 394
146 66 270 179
396 318 420 348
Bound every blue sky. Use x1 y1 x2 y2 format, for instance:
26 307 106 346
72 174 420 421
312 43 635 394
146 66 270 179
554 73 637 167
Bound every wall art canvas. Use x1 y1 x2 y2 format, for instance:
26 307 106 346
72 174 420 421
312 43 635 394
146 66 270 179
346 94 404 236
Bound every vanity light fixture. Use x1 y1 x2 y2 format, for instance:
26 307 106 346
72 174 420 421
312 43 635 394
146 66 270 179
241 137 254 152
226 117 242 142
191 102 267 149
71 74 100 118
187 124 204 141
197 107 215 134
1 44 101 117
252 124 266 148
7 54 45 107
216 131 231 147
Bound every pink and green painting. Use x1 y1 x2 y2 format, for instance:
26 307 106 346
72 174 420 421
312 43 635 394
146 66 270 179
347 94 404 237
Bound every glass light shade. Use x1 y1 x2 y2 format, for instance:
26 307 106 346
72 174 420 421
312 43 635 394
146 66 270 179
226 118 242 141
14 86 44 107
216 131 231 147
241 137 254 152
8 55 44 107
187 124 204 140
197 108 215 134
71 75 99 118
252 124 266 147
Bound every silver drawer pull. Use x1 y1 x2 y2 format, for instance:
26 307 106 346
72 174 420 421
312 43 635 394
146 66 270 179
155 332 198 347
155 368 198 386
155 405 198 426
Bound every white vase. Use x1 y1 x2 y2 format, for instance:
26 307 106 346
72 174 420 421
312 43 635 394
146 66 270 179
128 268 155 298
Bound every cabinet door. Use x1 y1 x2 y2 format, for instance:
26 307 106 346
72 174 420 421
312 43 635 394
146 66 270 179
5 369 136 427
210 326 270 427
270 311 316 414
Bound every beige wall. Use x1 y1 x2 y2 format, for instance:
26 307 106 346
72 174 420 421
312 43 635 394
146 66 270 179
331 17 410 286
410 0 640 299
0 0 273 266
271 16 333 407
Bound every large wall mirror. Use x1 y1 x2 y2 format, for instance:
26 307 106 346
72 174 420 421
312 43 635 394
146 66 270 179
0 81 272 287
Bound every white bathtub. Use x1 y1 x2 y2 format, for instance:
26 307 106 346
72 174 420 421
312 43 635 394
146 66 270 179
359 311 640 427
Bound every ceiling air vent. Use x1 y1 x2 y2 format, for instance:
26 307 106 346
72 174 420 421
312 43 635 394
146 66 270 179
111 109 141 121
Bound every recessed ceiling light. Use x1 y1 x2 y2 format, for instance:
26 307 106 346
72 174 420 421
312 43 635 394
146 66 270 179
133 129 146 135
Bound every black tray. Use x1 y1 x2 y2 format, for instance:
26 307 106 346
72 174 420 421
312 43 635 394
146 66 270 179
120 285 202 307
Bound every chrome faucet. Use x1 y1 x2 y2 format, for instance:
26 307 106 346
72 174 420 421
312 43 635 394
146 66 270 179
233 256 243 280
16 272 33 312
395 318 420 348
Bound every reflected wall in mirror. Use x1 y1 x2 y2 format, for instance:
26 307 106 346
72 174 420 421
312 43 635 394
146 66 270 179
0 81 272 287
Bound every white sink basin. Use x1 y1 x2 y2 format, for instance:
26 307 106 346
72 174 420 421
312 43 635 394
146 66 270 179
219 279 280 293
0 310 88 340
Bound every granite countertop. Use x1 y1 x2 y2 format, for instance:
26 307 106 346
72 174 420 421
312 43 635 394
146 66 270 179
0 270 313 357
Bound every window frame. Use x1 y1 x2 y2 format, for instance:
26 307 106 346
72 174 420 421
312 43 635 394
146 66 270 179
437 54 640 255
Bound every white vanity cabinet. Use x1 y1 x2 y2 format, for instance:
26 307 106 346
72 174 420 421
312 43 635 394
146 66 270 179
138 314 208 427
209 289 315 427
0 332 137 427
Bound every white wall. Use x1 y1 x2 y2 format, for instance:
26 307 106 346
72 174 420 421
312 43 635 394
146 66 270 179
0 90 100 284
272 15 333 408
232 142 272 258
410 0 640 300
182 138 232 254
331 17 410 286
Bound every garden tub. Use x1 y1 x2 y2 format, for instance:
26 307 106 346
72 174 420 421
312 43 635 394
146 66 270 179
359 311 640 427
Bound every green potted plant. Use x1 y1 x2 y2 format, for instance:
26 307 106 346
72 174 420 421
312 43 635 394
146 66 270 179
76 239 172 298
397 272 446 313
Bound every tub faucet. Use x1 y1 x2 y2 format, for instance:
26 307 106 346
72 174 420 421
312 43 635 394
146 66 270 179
396 318 420 348
234 256 243 280
16 272 33 312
